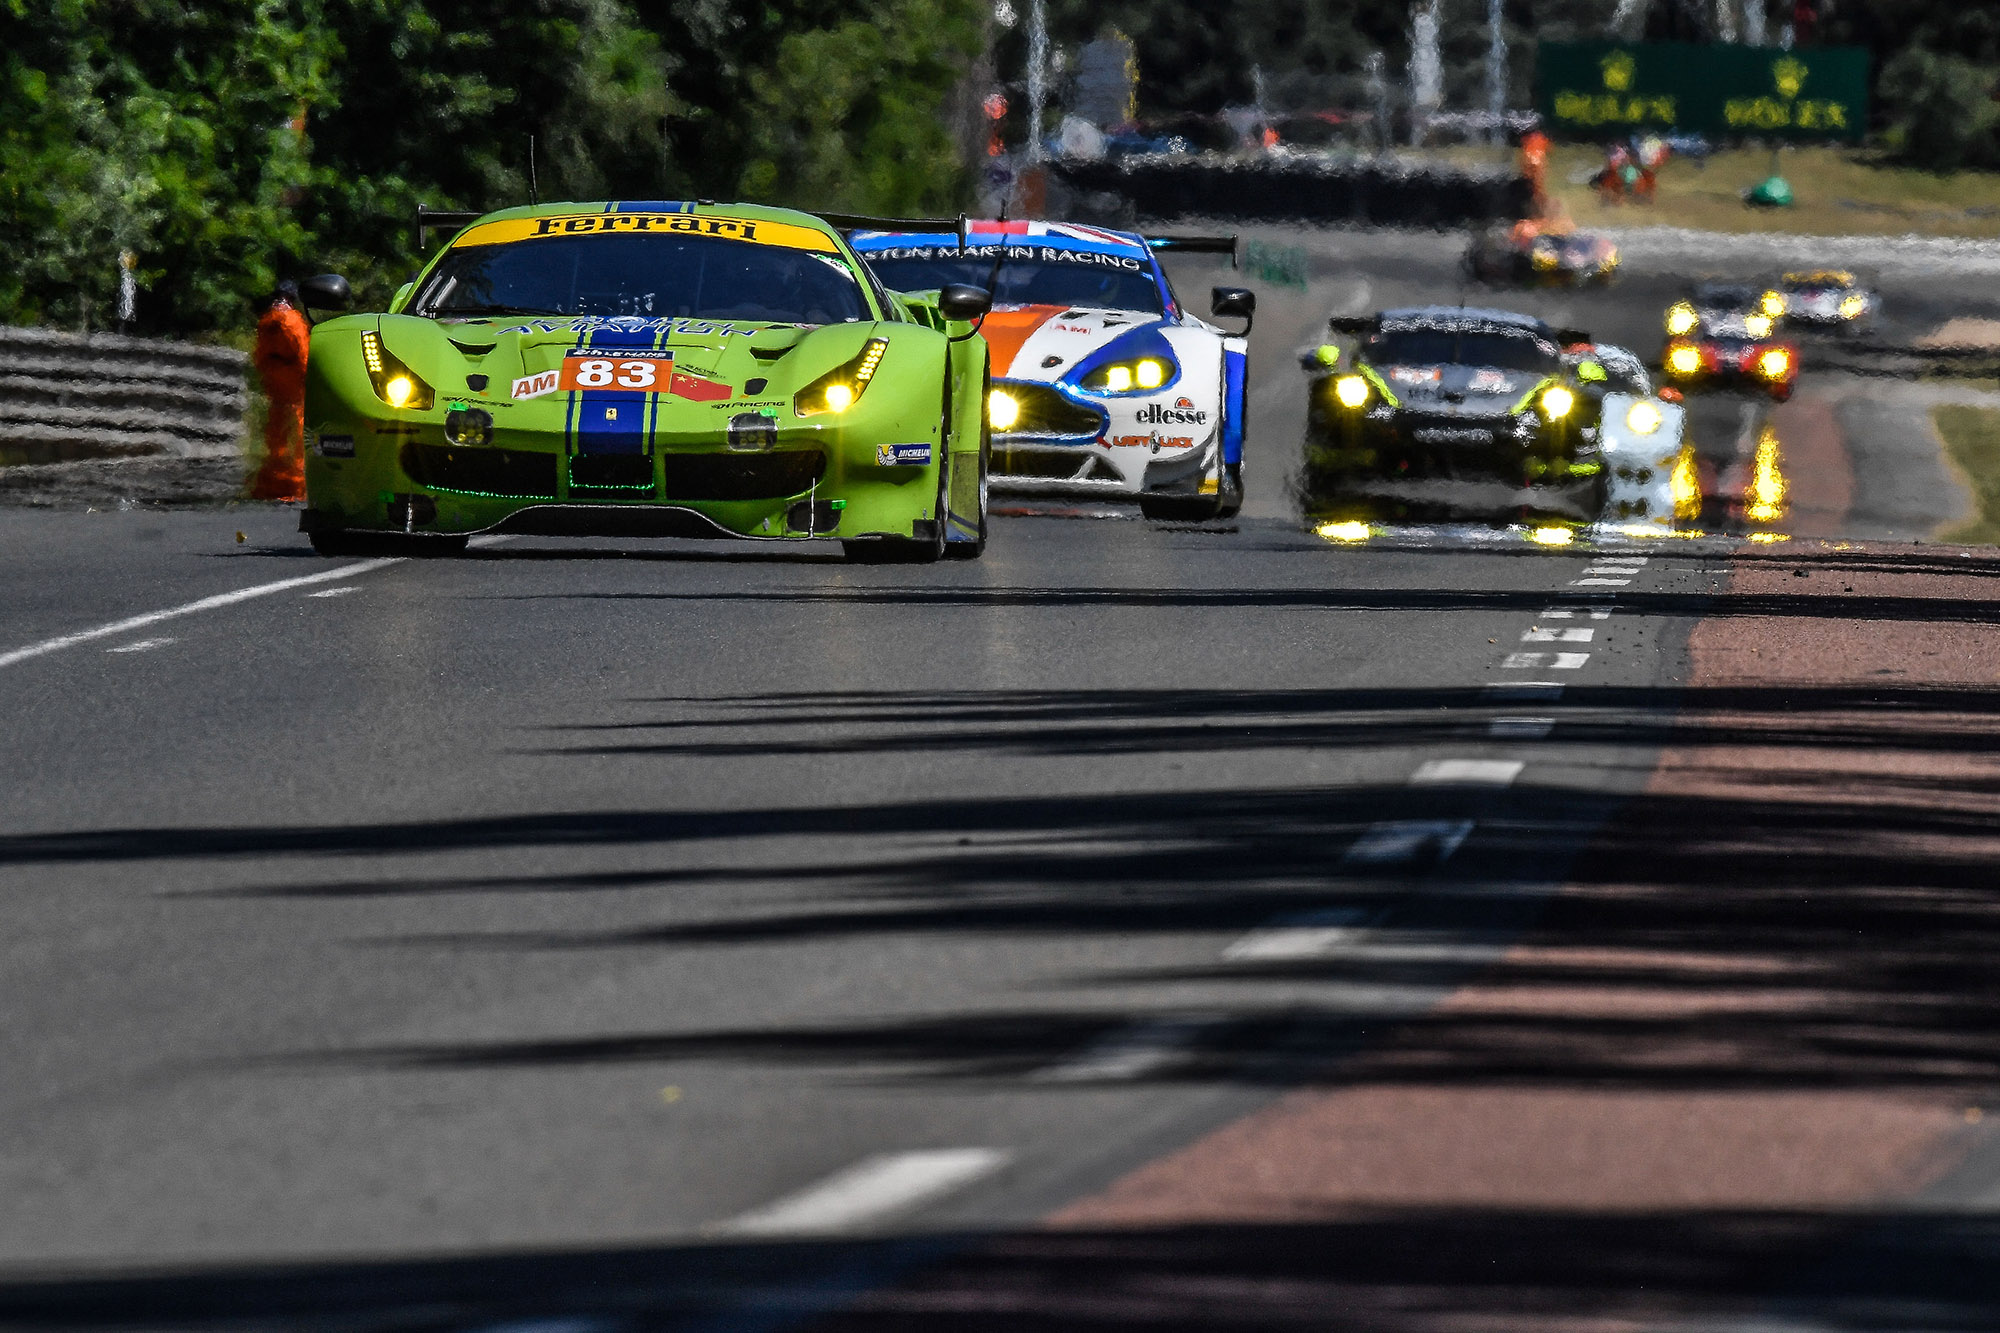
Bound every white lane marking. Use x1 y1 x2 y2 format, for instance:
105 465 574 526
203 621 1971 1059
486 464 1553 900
1551 651 1591 670
1342 818 1475 866
1522 626 1594 643
1502 651 1551 669
1572 577 1630 586
716 1149 1007 1236
1588 557 1648 567
1484 681 1563 701
105 637 175 654
1037 1016 1218 1082
1410 758 1523 787
1539 608 1613 619
1489 716 1554 738
0 558 403 671
307 586 360 598
1226 906 1372 960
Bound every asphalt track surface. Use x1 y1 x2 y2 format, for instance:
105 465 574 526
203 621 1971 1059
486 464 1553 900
4 233 2000 1329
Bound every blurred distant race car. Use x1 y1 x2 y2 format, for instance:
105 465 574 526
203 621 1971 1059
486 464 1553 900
1465 225 1619 286
1299 306 1614 522
1661 281 1798 402
851 219 1254 521
1579 342 1695 528
1779 269 1878 332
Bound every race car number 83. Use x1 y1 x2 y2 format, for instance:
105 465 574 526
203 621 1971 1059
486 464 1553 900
558 350 673 392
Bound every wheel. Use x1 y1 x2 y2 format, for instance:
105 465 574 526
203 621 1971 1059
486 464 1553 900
944 409 991 560
1214 462 1244 520
309 530 466 557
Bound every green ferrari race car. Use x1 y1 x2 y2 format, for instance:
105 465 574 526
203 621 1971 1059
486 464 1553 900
296 201 994 561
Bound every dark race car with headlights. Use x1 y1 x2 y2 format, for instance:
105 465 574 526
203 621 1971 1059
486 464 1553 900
1299 307 1615 524
1660 281 1798 402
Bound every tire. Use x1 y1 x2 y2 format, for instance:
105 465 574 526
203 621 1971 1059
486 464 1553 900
843 438 951 565
944 396 991 561
309 530 466 558
1214 462 1244 520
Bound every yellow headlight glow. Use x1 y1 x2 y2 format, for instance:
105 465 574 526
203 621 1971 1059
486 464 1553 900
1840 294 1867 320
823 383 855 413
1665 303 1698 336
1758 348 1792 379
1317 520 1371 542
1529 525 1574 546
1760 290 1787 318
1540 385 1575 419
1667 344 1702 376
1135 359 1165 388
1744 314 1774 339
383 375 415 407
1105 365 1132 393
1333 375 1369 408
987 389 1020 430
1626 401 1663 434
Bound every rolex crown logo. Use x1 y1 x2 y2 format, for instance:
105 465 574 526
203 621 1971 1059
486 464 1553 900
1773 57 1808 99
1601 51 1636 92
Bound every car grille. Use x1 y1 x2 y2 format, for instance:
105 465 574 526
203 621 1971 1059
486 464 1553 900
995 444 1095 479
661 450 826 501
1397 412 1511 447
570 454 655 489
400 443 558 498
998 383 1103 439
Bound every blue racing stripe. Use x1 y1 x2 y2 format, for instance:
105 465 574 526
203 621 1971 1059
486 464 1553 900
568 326 668 458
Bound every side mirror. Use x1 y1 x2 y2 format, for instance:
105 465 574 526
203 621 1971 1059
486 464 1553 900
299 274 352 312
1576 360 1607 383
1657 386 1684 403
1211 286 1255 332
1299 344 1340 371
938 283 992 323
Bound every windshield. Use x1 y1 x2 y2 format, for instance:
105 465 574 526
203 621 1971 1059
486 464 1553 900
1696 287 1758 311
864 244 1165 315
1366 326 1559 374
411 233 872 324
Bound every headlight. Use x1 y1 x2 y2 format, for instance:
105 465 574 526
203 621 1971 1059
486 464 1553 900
795 337 888 416
360 331 434 410
1758 348 1792 379
1665 302 1697 336
1531 247 1559 271
1744 314 1774 339
1084 356 1173 394
987 389 1020 430
1626 401 1663 434
1333 375 1369 408
1667 344 1702 376
1540 385 1575 419
1840 294 1867 319
1759 290 1786 318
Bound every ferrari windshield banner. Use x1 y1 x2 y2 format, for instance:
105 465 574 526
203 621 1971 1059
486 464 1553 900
1536 42 1868 142
454 212 840 253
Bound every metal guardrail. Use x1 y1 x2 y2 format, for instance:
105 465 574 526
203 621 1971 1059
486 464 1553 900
0 325 247 466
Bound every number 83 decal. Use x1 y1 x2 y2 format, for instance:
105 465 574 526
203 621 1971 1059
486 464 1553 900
558 350 673 392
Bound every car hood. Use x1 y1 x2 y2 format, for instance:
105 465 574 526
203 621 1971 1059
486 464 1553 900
976 304 1165 382
1376 362 1542 416
371 314 869 406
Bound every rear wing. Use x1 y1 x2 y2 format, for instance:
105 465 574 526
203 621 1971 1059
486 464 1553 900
1145 234 1238 267
416 206 485 250
817 213 973 250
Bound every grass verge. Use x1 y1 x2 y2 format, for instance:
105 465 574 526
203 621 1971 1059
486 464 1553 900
1933 406 2000 546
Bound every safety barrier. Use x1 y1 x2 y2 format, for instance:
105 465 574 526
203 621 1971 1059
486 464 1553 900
1054 153 1534 228
0 325 248 466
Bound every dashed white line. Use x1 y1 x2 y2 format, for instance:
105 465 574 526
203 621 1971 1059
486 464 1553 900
714 1149 1007 1236
105 638 175 654
1037 1015 1218 1082
1488 716 1554 738
1342 818 1476 866
1410 758 1523 786
307 586 361 598
0 558 403 671
1541 608 1614 620
1503 651 1589 670
1225 906 1373 961
1571 577 1630 587
1522 626 1594 643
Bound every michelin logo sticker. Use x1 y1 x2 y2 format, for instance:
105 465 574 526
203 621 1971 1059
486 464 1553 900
876 442 932 466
